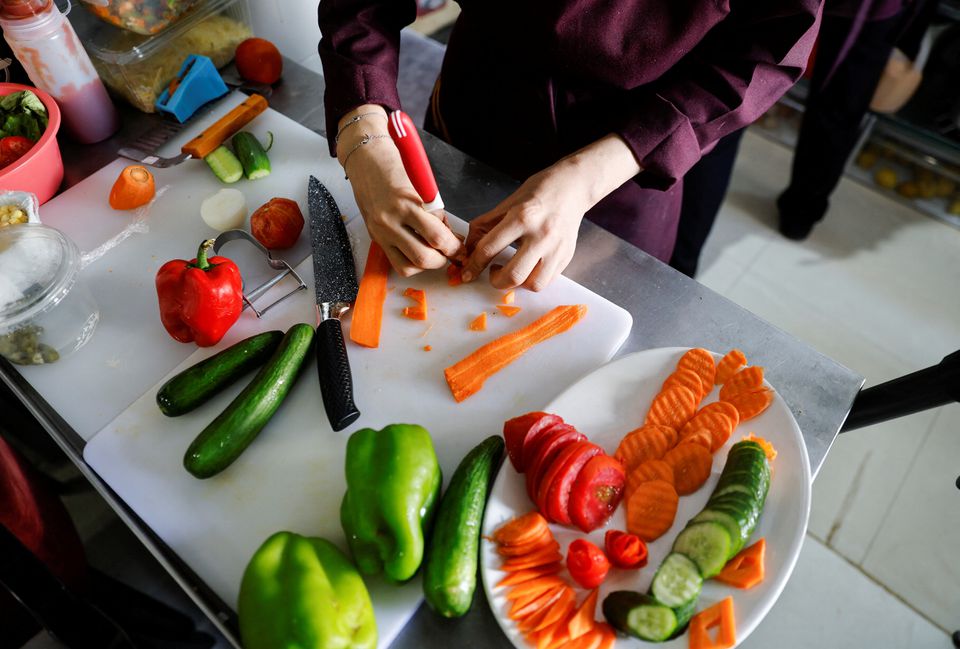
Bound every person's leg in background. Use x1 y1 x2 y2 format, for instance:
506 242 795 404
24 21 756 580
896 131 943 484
669 128 746 277
777 11 904 240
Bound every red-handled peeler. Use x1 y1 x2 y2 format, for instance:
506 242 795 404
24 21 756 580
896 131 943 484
388 110 445 214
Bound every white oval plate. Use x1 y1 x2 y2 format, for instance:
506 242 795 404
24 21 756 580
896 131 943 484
481 347 811 647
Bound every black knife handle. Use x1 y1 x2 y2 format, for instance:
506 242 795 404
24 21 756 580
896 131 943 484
315 318 361 432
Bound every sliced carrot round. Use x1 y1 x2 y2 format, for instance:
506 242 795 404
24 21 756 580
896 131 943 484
625 479 679 542
677 348 717 394
662 368 704 403
663 443 713 495
645 385 698 431
716 349 748 385
719 365 765 401
626 459 674 495
724 388 774 421
493 511 549 546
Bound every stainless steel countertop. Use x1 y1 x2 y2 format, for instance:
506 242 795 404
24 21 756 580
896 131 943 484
0 55 863 648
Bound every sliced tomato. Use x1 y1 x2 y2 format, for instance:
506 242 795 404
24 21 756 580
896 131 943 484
0 136 34 162
542 442 604 525
503 412 560 472
569 454 626 532
525 425 583 499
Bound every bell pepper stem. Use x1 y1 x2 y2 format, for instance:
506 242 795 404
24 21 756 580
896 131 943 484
193 239 216 271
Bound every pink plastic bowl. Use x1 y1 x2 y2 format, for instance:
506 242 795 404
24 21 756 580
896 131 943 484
0 83 63 205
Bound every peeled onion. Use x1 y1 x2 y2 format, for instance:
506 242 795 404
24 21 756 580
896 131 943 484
200 189 247 231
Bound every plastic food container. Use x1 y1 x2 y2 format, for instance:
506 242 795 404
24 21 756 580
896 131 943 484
81 0 201 35
72 0 252 113
0 83 63 205
0 224 99 365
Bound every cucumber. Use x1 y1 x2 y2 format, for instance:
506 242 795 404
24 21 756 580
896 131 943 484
671 596 697 632
232 131 271 180
422 435 504 617
183 323 314 479
690 509 749 556
672 521 732 578
602 591 679 642
204 145 243 183
650 553 702 609
156 331 284 417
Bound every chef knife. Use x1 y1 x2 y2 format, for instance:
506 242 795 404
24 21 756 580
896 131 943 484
307 176 361 431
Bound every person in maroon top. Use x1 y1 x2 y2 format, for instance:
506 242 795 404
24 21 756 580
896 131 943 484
319 0 822 290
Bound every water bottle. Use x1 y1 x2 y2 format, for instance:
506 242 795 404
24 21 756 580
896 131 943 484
0 0 119 143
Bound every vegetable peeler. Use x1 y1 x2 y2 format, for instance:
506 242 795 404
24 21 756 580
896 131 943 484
211 229 307 318
155 55 228 123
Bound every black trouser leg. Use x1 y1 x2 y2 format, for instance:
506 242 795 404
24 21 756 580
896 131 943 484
778 12 902 239
669 128 745 277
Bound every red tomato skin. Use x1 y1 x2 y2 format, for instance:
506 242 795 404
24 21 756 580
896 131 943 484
525 425 584 500
569 454 626 532
542 442 603 525
566 539 610 589
250 198 304 249
503 412 560 472
235 38 283 84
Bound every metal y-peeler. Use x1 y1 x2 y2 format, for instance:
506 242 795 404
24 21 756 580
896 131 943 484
212 229 307 318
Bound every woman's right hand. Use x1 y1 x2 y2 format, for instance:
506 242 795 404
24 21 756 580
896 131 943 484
337 106 463 277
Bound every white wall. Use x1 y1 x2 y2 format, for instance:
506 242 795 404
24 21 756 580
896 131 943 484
247 0 323 73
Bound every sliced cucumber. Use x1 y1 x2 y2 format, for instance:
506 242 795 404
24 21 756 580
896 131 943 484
204 145 243 183
602 591 678 642
672 522 732 578
671 597 697 634
232 131 271 180
690 509 745 556
650 553 702 609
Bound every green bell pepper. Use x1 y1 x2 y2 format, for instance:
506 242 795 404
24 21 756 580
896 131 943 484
238 531 377 649
340 423 442 583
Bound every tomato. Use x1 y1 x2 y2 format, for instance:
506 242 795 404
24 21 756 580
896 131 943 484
539 441 603 524
568 454 626 532
502 412 560 472
566 539 610 589
0 136 34 168
235 38 283 85
250 197 304 249
604 530 648 569
524 425 583 500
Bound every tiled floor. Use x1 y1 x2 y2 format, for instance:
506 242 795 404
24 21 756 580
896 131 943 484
699 129 959 645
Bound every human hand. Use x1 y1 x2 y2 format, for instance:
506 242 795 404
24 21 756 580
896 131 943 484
461 163 590 291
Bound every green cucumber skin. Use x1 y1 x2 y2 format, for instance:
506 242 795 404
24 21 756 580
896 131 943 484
602 591 678 642
205 145 243 183
156 331 284 417
423 435 504 618
183 324 314 479
232 132 271 180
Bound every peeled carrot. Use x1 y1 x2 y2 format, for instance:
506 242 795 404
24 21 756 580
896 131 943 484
614 425 673 472
349 242 391 348
715 538 766 589
744 433 778 462
627 459 674 495
503 290 516 304
663 443 713 495
679 428 714 451
645 385 698 431
719 365 765 401
444 305 587 402
626 479 678 541
497 305 522 317
496 562 562 588
715 349 748 385
493 512 550 546
469 312 488 331
677 348 717 394
662 368 704 403
567 589 599 640
689 596 736 649
109 165 155 210
724 388 774 421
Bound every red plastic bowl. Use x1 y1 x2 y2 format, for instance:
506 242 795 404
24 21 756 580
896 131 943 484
0 83 63 205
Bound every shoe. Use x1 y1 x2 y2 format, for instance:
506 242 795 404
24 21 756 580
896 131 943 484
776 191 819 241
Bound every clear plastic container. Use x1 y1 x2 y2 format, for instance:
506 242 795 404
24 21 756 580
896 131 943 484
0 223 99 365
70 0 251 113
80 0 201 35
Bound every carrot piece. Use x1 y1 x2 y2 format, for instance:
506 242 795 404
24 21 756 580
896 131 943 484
679 428 713 452
625 479 678 541
645 385 698 431
567 589 599 640
403 287 426 305
349 242 391 348
715 349 747 385
525 585 575 633
614 425 672 472
444 305 587 402
663 368 704 403
446 263 463 286
595 622 616 649
744 433 778 462
680 404 738 452
663 443 713 495
497 530 553 556
504 576 567 601
541 625 571 649
677 348 717 394
497 305 522 317
719 366 765 401
689 596 736 649
714 538 766 589
626 459 674 495
402 287 427 320
109 165 155 210
469 312 488 332
182 94 267 158
423 345 432 352
493 512 550 546
509 583 565 618
501 544 563 571
724 388 774 421
565 627 603 649
503 290 516 304
495 562 562 588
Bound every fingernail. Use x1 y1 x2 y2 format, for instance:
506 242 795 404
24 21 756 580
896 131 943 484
461 269 474 282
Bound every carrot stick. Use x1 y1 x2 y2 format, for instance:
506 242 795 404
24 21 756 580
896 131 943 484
715 349 747 385
524 585 575 633
469 312 488 331
444 305 587 402
677 348 716 394
509 583 565 618
109 165 155 210
663 443 713 495
349 242 391 348
626 479 678 541
567 589 599 640
719 365 765 401
497 305 522 317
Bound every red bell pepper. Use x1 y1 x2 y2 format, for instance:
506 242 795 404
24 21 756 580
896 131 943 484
604 530 648 569
566 539 610 589
155 239 243 347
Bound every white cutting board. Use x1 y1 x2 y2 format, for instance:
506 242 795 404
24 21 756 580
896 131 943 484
19 91 355 441
83 210 632 648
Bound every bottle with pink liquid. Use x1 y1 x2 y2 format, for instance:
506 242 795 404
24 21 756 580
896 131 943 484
0 0 119 143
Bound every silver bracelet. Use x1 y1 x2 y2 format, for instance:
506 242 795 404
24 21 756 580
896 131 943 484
340 134 390 179
335 112 387 144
